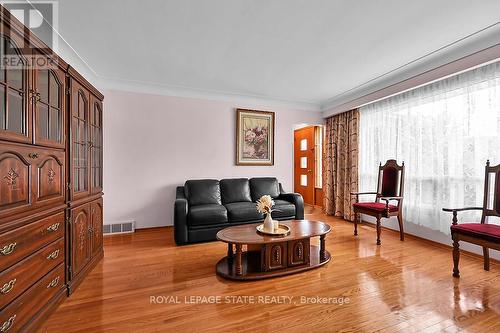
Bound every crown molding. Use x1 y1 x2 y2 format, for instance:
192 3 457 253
95 76 322 111
321 22 500 117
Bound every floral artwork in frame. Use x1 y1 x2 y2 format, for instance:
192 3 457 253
236 109 275 166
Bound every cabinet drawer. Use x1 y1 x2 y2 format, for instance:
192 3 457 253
0 238 64 309
0 263 64 333
0 212 64 271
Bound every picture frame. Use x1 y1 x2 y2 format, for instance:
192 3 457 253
236 108 275 166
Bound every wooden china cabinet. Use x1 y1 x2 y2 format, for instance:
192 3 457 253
66 68 104 293
0 5 104 332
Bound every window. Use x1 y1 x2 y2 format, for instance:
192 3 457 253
359 61 500 233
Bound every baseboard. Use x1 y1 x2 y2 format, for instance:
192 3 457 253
356 219 500 264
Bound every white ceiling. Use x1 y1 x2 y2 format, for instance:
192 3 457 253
48 1 500 109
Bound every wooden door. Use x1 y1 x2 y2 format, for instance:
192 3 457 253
33 64 65 149
32 148 65 206
70 79 90 200
89 96 103 195
90 198 103 258
0 144 32 215
70 204 91 278
294 127 315 205
0 31 32 144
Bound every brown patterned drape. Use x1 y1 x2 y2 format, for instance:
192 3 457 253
323 109 359 221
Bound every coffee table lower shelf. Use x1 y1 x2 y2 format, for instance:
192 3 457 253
216 245 331 281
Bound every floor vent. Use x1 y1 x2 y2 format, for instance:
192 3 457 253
103 221 135 235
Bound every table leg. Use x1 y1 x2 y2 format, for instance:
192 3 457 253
235 244 242 276
320 235 326 261
227 243 233 263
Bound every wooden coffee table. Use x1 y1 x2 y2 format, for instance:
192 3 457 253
216 220 331 280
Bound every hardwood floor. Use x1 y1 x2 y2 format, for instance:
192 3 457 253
38 208 500 333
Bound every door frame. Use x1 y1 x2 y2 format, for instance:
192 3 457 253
293 125 323 207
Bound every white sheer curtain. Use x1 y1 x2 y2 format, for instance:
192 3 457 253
359 61 500 234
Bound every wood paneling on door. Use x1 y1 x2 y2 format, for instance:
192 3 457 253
70 204 91 279
90 198 103 257
34 149 65 205
294 127 315 205
0 146 31 213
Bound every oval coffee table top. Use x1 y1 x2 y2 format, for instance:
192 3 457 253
216 220 331 245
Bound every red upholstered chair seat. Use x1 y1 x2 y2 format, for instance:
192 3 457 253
353 202 399 213
451 223 500 243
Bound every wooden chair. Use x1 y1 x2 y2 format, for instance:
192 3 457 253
351 159 405 245
443 160 500 277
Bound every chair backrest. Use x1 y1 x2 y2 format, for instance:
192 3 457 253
481 160 500 222
375 159 405 200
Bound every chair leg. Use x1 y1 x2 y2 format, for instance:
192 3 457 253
397 212 404 241
483 247 490 271
452 235 460 278
354 213 358 236
376 216 381 245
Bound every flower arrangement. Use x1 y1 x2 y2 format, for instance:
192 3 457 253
256 195 275 215
243 126 269 159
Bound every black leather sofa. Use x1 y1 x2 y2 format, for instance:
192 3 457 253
174 177 304 245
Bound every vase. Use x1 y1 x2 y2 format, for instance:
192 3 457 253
263 213 273 232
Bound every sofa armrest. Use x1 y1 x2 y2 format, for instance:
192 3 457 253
278 191 305 220
174 186 189 245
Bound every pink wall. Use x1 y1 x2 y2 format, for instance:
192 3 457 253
102 90 323 228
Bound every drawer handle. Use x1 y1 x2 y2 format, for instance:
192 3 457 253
0 315 15 333
47 276 60 289
28 152 40 159
46 223 61 232
0 243 16 256
47 249 60 260
0 279 16 294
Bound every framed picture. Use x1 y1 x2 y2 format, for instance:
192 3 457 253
236 109 275 166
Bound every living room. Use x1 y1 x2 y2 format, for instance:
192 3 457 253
0 1 499 332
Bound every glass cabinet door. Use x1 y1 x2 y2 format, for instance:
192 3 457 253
0 34 31 144
70 80 90 200
90 97 103 194
34 66 65 148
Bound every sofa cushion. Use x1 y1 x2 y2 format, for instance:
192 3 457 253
271 199 296 219
250 177 280 201
220 178 252 204
353 202 398 213
184 179 221 206
451 223 500 243
225 202 263 222
188 204 227 226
